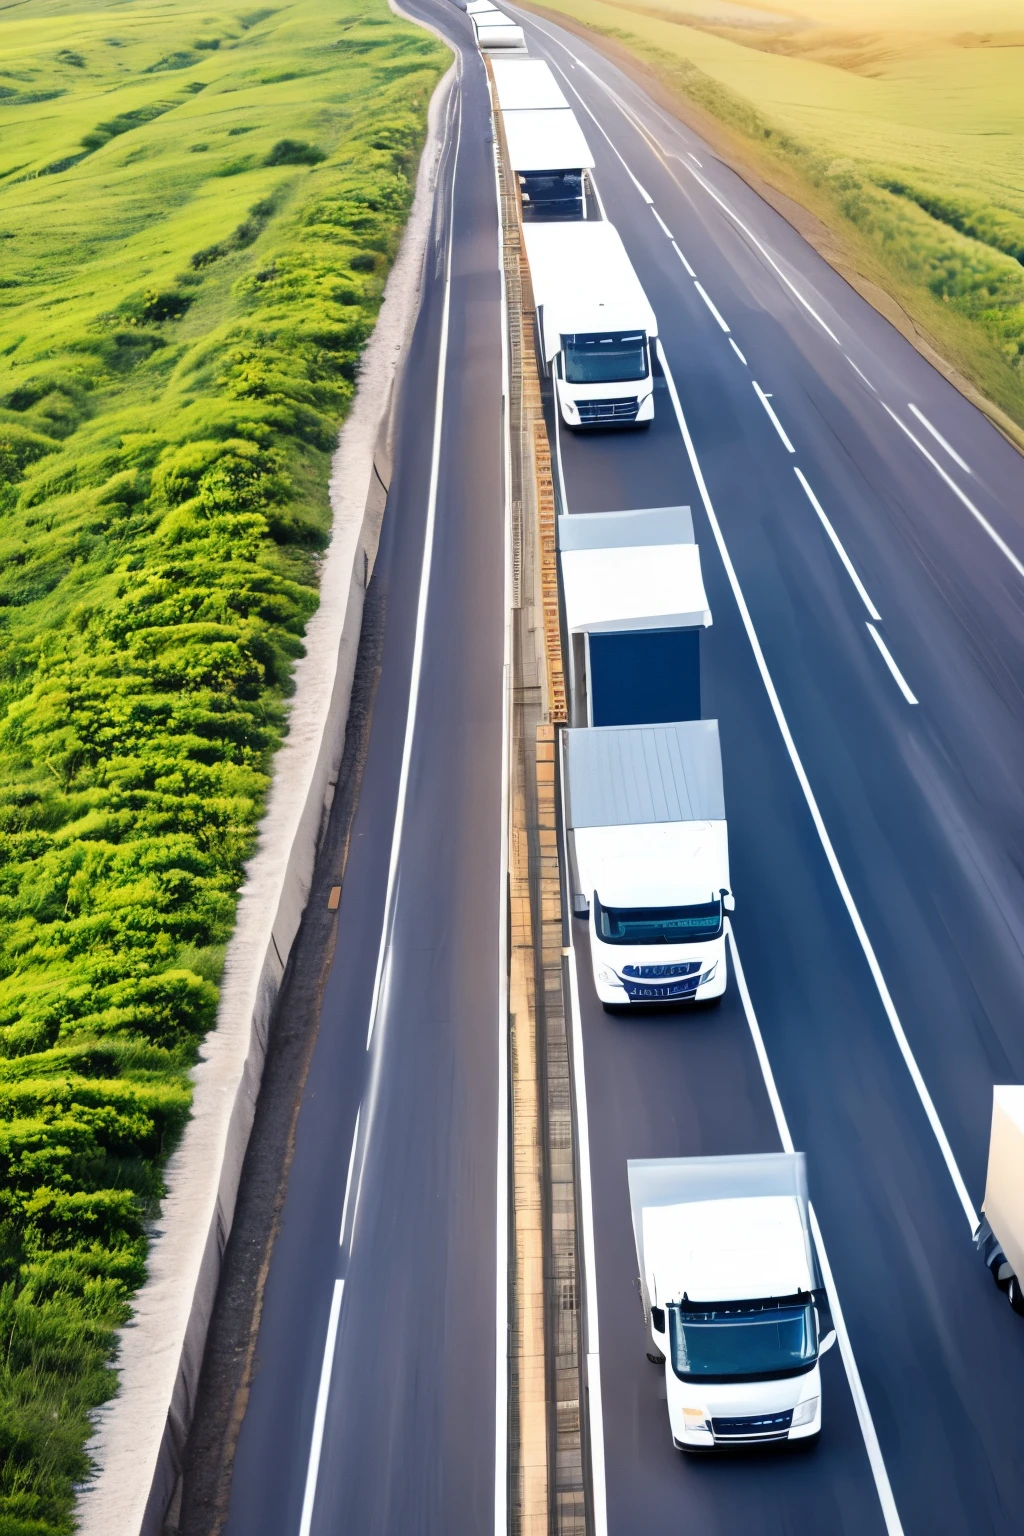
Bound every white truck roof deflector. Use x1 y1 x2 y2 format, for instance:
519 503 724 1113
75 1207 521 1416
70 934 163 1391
628 1153 817 1304
502 108 595 173
559 507 709 635
491 58 570 111
563 720 724 828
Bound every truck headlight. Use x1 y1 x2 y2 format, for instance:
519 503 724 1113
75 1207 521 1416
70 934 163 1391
699 962 718 986
595 966 620 987
682 1407 708 1431
791 1397 818 1428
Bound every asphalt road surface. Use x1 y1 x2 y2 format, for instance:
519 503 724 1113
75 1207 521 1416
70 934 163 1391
220 2 1024 1534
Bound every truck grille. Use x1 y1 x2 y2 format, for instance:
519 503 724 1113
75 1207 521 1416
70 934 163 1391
621 977 699 1002
576 396 639 424
710 1410 793 1441
621 962 701 980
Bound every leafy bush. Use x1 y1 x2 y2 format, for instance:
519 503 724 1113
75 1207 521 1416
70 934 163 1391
0 0 448 1526
264 138 326 166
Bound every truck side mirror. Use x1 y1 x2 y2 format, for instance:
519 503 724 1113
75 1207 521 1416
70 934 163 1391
651 1306 666 1335
819 1329 837 1355
720 889 736 914
573 893 590 918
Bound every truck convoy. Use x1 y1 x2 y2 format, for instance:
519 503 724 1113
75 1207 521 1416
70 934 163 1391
976 1086 1024 1312
522 221 658 428
563 720 732 1008
628 1153 836 1449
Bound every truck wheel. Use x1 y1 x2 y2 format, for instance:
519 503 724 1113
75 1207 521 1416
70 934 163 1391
646 1350 665 1365
1008 1274 1024 1315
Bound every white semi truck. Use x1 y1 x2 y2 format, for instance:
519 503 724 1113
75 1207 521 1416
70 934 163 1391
628 1153 836 1450
563 719 731 1007
976 1086 1024 1313
522 221 657 427
491 59 595 218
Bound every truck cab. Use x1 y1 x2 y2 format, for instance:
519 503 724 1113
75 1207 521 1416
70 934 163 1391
629 1154 836 1450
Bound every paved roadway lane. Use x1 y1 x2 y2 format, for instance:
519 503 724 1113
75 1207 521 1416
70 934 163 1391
223 10 508 1533
512 10 1024 1534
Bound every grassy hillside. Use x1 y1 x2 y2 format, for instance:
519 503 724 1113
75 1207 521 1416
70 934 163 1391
528 0 1024 431
0 0 447 1528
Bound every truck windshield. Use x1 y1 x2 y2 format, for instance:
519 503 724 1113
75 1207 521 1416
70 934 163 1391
594 896 722 945
520 170 582 213
669 1301 817 1383
563 332 648 384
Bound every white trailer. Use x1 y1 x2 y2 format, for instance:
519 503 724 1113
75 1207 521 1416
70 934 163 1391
563 719 731 1007
558 506 711 727
628 1153 836 1450
976 1086 1024 1313
522 221 657 427
503 109 595 218
471 6 526 51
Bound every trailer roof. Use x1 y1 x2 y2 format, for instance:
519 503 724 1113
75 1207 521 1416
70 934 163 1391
560 508 709 633
564 721 724 828
503 108 594 173
491 58 569 111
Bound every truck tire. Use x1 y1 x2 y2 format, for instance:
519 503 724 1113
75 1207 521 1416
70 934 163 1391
646 1350 665 1365
1008 1274 1024 1315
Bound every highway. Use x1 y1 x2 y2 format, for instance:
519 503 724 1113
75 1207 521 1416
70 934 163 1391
511 9 1024 1535
220 11 509 1533
212 1 1024 1533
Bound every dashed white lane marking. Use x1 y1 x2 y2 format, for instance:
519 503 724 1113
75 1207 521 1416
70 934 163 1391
882 402 1024 583
908 402 972 474
338 1107 361 1246
867 623 918 705
795 467 881 622
845 354 877 392
658 336 980 1235
298 1278 345 1536
694 280 730 333
652 205 673 238
671 239 695 277
687 150 702 166
729 338 748 365
753 379 795 452
728 926 906 1536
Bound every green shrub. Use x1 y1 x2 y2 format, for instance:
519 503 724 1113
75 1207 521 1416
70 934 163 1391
264 138 326 166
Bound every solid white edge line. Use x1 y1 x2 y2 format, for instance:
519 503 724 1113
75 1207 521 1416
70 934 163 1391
728 926 905 1536
845 354 877 392
794 467 882 622
490 102 512 1536
694 280 730 334
687 151 702 166
867 623 918 706
728 338 747 366
298 1278 345 1536
908 402 972 474
337 1107 361 1246
559 735 608 1536
651 205 673 238
882 403 1024 584
364 81 463 1052
588 169 608 221
657 337 980 1234
753 379 795 452
671 240 696 277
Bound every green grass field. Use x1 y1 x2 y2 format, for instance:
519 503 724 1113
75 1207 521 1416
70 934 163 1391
0 1 447 1529
529 0 1024 430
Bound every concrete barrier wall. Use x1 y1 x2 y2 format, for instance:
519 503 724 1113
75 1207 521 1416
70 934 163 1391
74 60 457 1536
